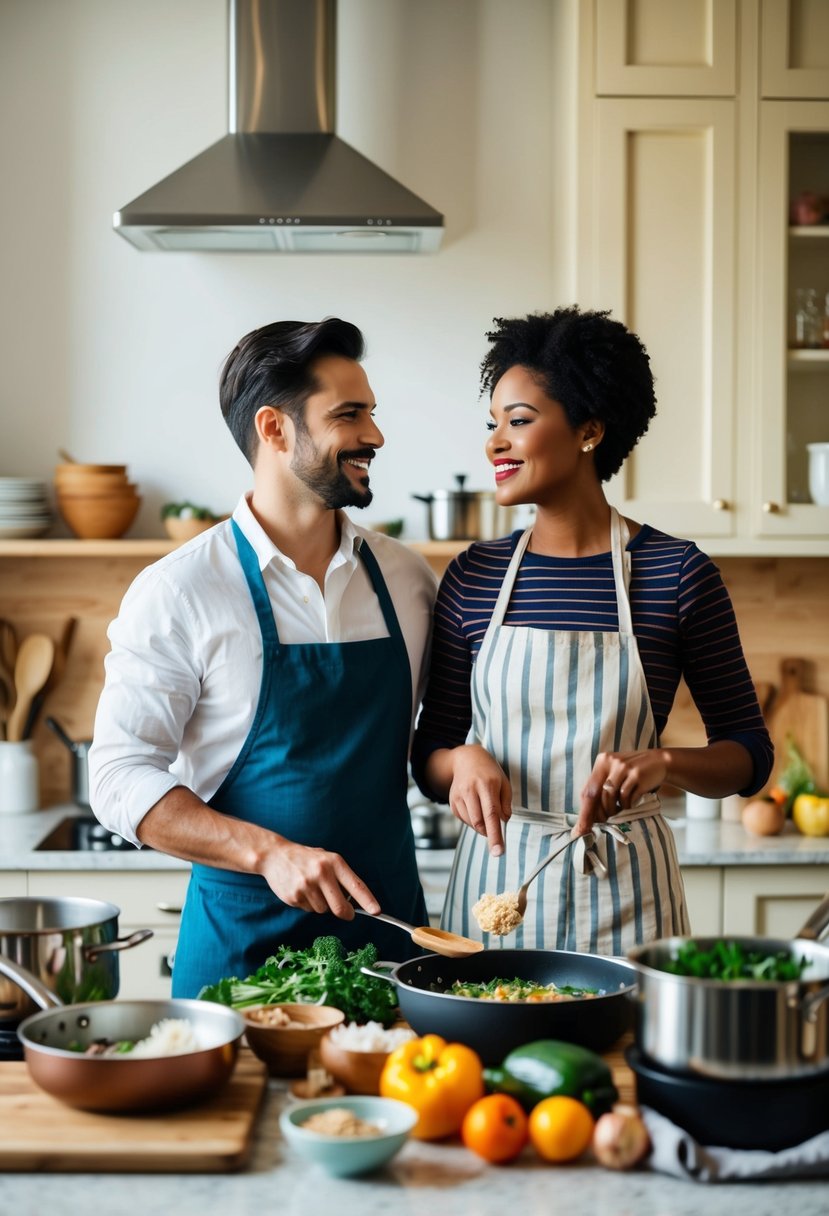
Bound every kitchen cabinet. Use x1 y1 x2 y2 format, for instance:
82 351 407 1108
761 0 829 98
756 101 829 537
578 0 829 555
722 863 829 935
27 869 190 999
0 872 27 898
595 0 737 97
681 867 723 936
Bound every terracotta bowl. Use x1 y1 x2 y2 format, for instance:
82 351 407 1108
163 516 223 542
57 492 141 539
318 1032 393 1095
57 483 139 499
242 1004 345 1077
54 463 127 481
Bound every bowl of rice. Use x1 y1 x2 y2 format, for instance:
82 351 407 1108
243 1003 345 1076
280 1095 418 1176
318 1020 415 1095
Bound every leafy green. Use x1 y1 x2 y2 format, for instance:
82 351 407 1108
662 940 809 982
161 501 216 520
776 735 817 815
197 935 398 1026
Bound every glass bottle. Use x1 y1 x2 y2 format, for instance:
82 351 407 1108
794 287 822 348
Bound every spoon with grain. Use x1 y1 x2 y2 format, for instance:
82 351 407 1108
6 634 56 742
352 907 483 959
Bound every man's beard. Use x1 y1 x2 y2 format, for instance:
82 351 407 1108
291 431 374 509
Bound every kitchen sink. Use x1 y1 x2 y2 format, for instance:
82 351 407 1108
34 815 149 852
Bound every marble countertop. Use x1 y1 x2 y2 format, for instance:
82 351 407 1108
2 804 829 872
1 1077 826 1216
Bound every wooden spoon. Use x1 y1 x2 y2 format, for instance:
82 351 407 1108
353 908 483 958
6 634 56 742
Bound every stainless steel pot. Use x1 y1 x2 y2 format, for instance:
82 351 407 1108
412 475 511 541
627 893 829 1079
0 954 243 1112
0 896 152 1023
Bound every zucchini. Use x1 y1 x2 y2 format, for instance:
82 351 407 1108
483 1039 618 1117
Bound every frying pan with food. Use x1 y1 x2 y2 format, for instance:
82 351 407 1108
0 953 244 1112
363 948 635 1063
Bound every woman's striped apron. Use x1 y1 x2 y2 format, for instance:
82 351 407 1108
441 508 689 954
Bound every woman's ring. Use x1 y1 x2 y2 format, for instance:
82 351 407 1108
602 781 614 792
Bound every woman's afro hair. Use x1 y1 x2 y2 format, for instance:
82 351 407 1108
479 306 656 482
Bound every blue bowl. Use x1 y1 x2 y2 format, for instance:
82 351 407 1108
279 1095 418 1176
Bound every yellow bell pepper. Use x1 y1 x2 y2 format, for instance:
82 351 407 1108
793 793 829 838
379 1033 484 1140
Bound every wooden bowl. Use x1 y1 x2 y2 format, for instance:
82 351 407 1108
318 1032 393 1095
163 516 222 542
54 463 127 481
54 471 131 493
242 1004 345 1077
57 483 139 499
56 492 141 539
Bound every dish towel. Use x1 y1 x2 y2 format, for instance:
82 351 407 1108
641 1107 829 1181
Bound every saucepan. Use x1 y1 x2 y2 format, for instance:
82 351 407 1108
363 948 635 1064
0 954 244 1112
627 892 829 1079
0 896 153 1023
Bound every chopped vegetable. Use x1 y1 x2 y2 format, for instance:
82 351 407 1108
661 939 809 982
448 977 599 1002
198 935 398 1026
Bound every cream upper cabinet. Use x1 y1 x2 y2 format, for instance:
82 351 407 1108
595 0 737 96
755 101 829 539
722 865 829 935
578 0 829 556
592 98 738 539
761 0 829 97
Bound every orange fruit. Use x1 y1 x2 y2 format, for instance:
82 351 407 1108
528 1095 595 1163
461 1094 528 1164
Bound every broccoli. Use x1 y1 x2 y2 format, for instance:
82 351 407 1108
198 934 399 1025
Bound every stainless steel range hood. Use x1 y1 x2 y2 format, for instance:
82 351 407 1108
113 0 443 254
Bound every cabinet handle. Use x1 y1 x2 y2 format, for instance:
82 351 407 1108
156 902 183 915
712 499 730 511
762 501 781 514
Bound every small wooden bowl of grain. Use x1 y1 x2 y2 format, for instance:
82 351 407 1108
243 1004 345 1077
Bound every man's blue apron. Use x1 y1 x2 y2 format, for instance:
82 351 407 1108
172 520 427 998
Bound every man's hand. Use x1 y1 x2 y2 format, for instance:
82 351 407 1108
575 748 668 836
261 841 381 919
447 744 512 856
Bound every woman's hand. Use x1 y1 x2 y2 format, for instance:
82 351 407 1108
447 744 512 855
574 749 669 836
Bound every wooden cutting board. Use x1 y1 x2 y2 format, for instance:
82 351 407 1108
0 1048 267 1173
767 658 829 792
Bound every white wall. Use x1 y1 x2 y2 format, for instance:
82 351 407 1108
0 0 577 539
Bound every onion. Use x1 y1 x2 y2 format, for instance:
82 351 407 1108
592 1104 651 1170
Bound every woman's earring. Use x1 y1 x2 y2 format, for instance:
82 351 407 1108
582 443 594 453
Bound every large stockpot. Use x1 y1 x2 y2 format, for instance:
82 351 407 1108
364 948 635 1064
412 475 511 541
627 893 829 1079
0 896 152 1023
0 953 243 1112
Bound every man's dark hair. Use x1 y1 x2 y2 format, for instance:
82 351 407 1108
479 306 656 482
219 318 365 463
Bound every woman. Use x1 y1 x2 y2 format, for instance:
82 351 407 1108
411 306 773 954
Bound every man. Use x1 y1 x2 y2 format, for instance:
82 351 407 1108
89 318 436 997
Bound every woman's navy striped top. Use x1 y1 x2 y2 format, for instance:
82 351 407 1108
411 526 773 798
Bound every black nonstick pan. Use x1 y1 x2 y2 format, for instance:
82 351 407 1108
363 948 635 1063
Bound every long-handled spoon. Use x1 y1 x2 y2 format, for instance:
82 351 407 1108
352 907 483 959
515 829 601 917
6 635 56 743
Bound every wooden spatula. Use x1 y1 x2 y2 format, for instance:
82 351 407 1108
767 658 829 790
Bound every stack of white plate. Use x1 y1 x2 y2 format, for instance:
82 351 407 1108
0 478 53 539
